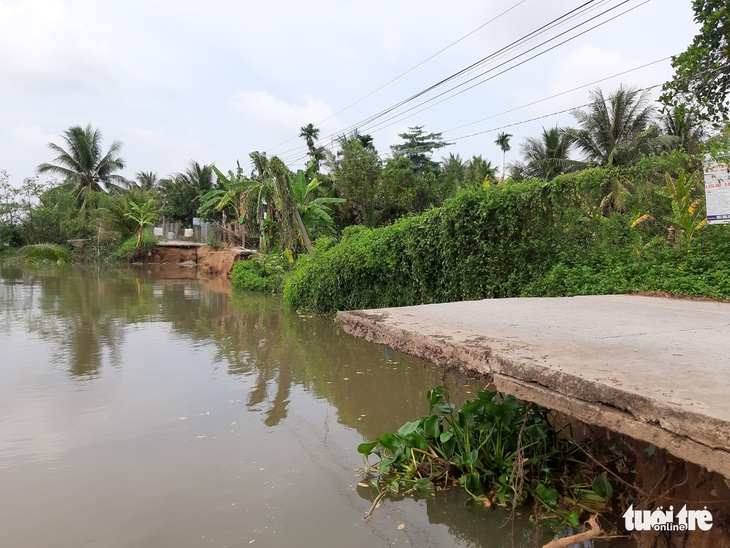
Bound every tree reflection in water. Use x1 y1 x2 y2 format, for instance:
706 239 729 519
0 264 463 438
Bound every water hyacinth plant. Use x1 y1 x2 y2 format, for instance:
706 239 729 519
357 386 616 530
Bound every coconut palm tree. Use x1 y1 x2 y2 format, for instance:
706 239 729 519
494 132 512 183
519 126 577 180
158 161 214 225
440 153 466 187
465 155 497 187
572 86 658 167
134 171 158 190
37 124 127 207
660 105 705 155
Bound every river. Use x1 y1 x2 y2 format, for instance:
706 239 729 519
0 263 544 547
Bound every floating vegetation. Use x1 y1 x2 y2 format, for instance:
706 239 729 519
357 386 619 533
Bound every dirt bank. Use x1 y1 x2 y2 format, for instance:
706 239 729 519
149 243 257 276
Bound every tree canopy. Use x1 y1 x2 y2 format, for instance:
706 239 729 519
572 86 657 167
37 124 127 207
662 0 729 124
390 126 453 171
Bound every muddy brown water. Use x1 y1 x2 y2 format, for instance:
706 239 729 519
1 264 549 547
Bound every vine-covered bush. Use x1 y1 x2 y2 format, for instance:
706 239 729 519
231 255 288 293
284 153 730 313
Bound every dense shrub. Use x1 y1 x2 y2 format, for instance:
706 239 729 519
284 154 730 313
231 255 288 293
115 230 157 262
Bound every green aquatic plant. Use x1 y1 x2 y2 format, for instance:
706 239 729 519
357 386 615 530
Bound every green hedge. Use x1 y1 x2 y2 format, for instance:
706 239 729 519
231 257 286 293
284 153 730 313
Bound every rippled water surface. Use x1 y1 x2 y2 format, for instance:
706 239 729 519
0 264 542 547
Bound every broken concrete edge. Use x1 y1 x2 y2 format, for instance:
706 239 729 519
337 309 730 479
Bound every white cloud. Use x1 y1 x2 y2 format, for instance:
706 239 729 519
122 126 220 176
12 124 55 147
229 90 336 147
0 0 114 94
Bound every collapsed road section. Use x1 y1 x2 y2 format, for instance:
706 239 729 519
337 294 730 478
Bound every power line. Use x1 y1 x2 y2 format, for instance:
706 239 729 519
280 0 609 161
279 0 646 165
441 83 663 143
356 0 648 138
442 57 671 135
265 0 528 154
282 0 650 165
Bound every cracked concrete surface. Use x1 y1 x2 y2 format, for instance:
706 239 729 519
337 294 730 478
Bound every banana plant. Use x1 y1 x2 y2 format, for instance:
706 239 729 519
289 163 345 238
200 162 254 245
662 169 706 242
124 197 158 247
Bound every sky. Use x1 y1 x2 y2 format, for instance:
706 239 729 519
0 0 700 187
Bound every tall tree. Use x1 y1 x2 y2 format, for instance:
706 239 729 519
661 0 729 125
465 155 497 187
159 161 214 225
199 162 252 246
494 132 512 183
440 153 466 189
37 124 127 207
268 156 312 254
390 126 453 172
134 171 158 190
519 126 576 180
330 133 381 226
660 105 705 155
572 86 657 167
299 123 326 168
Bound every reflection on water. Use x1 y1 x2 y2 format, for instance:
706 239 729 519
0 264 546 547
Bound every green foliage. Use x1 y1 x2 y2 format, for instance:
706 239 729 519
230 254 289 293
115 230 156 262
517 125 579 180
125 197 159 247
662 0 729 125
104 186 156 237
36 124 127 210
375 156 452 226
23 185 93 244
329 135 381 226
572 86 659 167
19 243 71 264
284 154 730 313
289 162 345 239
661 169 706 241
358 387 613 529
390 126 453 172
159 161 214 225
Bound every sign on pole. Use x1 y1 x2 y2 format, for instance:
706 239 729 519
704 155 730 225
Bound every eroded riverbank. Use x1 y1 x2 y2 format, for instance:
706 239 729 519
338 295 730 546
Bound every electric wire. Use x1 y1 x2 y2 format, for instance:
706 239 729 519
280 0 651 165
265 0 528 154
354 0 648 139
276 0 610 161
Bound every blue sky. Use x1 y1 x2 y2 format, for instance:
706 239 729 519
0 0 699 186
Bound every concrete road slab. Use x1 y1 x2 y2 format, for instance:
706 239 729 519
337 295 730 477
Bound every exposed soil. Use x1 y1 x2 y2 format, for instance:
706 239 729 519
148 244 256 276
